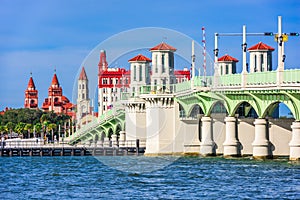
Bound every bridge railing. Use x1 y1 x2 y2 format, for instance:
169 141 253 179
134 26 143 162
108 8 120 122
246 71 277 86
218 74 242 86
283 69 300 84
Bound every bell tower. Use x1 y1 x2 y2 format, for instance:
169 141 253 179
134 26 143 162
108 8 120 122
24 73 38 109
77 66 90 120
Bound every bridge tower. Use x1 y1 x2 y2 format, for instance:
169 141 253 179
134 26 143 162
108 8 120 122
24 73 38 109
77 67 90 124
248 42 274 72
128 54 151 95
217 54 239 75
150 42 177 92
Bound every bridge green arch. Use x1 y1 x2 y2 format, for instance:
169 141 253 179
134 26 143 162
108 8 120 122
186 103 205 118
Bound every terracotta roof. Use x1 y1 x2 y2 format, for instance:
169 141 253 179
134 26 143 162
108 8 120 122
150 42 177 51
248 42 275 51
27 76 36 89
79 67 88 80
218 54 239 62
51 73 60 86
128 54 151 62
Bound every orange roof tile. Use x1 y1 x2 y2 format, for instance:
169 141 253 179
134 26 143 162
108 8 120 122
128 54 152 62
79 67 88 80
51 73 60 86
218 54 239 62
248 42 275 51
27 76 36 89
150 42 177 51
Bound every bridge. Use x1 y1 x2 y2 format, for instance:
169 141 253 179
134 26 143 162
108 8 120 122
67 16 300 160
67 70 300 161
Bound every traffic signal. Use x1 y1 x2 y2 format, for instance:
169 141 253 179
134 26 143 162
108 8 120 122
290 32 299 36
264 32 274 36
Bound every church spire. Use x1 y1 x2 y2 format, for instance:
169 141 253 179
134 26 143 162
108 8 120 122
98 50 108 72
79 66 88 80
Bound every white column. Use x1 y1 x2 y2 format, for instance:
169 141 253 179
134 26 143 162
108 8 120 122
200 116 216 156
257 53 261 72
119 131 126 147
111 134 118 147
103 137 110 147
252 118 271 159
223 116 241 157
289 121 300 161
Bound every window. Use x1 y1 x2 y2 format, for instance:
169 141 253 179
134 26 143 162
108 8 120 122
79 84 81 89
133 65 136 81
225 65 229 74
162 54 165 73
254 55 257 72
220 66 223 75
139 65 142 81
261 54 264 72
82 93 85 99
82 84 84 89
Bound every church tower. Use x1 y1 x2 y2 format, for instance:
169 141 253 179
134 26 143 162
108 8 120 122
150 42 177 92
77 66 90 120
24 73 38 109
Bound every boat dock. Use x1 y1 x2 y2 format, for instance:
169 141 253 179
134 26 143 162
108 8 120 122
0 146 145 157
0 139 145 157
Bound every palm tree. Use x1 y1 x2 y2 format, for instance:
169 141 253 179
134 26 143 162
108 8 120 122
6 122 15 139
14 122 25 138
47 123 57 143
24 123 33 138
34 123 42 138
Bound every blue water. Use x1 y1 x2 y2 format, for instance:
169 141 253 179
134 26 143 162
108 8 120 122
0 156 299 199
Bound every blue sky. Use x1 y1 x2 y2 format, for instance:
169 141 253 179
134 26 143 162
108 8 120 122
0 0 299 110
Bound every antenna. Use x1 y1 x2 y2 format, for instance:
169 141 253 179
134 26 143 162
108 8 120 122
202 27 206 78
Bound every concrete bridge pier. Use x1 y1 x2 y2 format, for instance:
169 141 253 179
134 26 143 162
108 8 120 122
119 131 126 147
223 116 241 157
103 137 111 147
200 116 216 156
111 134 118 147
252 118 271 159
289 121 300 161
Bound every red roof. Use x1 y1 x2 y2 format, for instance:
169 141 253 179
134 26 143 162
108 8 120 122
27 76 36 89
248 42 275 51
79 67 88 80
218 54 239 62
150 42 177 51
128 54 151 62
51 73 60 86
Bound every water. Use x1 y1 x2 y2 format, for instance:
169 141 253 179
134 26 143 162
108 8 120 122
0 156 299 199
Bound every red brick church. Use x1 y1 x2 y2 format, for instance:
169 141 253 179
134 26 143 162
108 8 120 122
24 71 75 118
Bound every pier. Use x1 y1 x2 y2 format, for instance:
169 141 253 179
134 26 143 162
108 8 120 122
0 139 145 157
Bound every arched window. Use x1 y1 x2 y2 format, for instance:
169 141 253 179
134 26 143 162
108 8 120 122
162 54 165 73
260 54 264 72
254 55 257 72
133 65 136 81
139 65 142 81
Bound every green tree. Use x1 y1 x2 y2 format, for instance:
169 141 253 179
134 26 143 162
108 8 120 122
34 123 42 138
24 123 33 138
14 122 25 137
6 122 15 138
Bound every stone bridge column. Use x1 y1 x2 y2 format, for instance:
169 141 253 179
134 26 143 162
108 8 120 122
103 137 110 147
252 118 271 159
119 131 126 147
289 121 300 161
223 116 241 157
122 99 146 141
200 116 216 156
